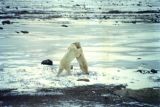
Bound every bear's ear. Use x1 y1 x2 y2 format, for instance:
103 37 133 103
73 42 81 49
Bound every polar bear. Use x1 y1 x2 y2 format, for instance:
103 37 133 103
57 42 89 76
73 42 89 75
57 43 81 76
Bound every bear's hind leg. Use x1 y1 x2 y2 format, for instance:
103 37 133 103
80 64 89 75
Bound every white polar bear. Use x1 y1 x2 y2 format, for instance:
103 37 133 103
57 42 89 76
73 42 89 75
57 43 81 76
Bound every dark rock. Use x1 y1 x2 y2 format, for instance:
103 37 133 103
136 69 158 74
16 31 20 33
86 17 90 19
61 25 68 27
2 20 12 25
136 70 147 74
131 21 136 24
150 69 158 73
5 6 10 8
21 31 29 34
0 27 3 30
148 5 152 7
18 10 29 14
137 58 141 60
41 59 53 65
137 3 141 6
108 10 120 14
77 79 90 82
75 4 80 6
103 16 110 19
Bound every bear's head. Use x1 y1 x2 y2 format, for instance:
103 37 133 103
73 42 81 49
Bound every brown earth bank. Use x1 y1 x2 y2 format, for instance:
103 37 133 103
0 84 159 107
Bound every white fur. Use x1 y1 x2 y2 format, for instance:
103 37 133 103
57 44 81 76
76 48 89 74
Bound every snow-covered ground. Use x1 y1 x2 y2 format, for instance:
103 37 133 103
0 19 160 93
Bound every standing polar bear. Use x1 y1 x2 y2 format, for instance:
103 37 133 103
73 42 89 75
57 42 89 76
